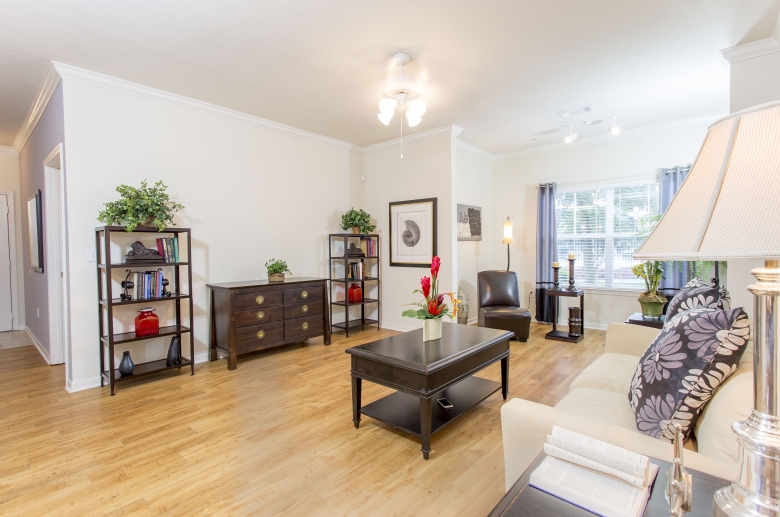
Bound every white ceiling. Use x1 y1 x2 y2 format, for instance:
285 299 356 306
1 0 778 152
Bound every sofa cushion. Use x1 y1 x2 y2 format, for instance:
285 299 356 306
666 277 730 317
694 364 753 464
569 353 640 395
627 307 750 442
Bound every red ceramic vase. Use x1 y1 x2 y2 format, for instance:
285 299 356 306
348 283 363 303
135 307 159 337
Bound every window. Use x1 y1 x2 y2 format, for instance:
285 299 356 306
555 181 659 289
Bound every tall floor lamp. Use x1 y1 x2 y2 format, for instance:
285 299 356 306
503 217 514 271
634 100 780 517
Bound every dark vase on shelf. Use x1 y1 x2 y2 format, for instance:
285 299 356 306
118 351 134 376
166 336 182 367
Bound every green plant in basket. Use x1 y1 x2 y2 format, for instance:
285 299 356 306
341 208 376 234
98 180 184 232
265 259 292 276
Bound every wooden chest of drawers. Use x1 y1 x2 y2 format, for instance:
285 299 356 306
207 278 330 369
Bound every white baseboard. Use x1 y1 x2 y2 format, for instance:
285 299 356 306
380 322 418 332
194 352 211 364
66 376 101 393
25 327 51 365
467 316 478 325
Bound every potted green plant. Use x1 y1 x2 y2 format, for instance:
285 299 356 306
632 261 667 318
340 208 376 235
265 259 292 282
98 180 184 232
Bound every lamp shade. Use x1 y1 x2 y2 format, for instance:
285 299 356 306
634 100 780 261
502 219 514 244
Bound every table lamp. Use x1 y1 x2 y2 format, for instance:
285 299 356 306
634 100 780 517
503 216 514 271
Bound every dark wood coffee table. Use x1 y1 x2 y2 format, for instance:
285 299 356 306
487 452 728 516
346 323 513 459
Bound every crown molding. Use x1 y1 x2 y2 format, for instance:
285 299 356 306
52 62 363 154
12 62 61 153
721 37 780 63
0 146 16 155
455 140 495 161
362 125 463 154
493 112 726 161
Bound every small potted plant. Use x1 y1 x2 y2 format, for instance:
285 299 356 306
402 256 460 341
265 258 292 282
632 261 667 318
98 180 184 232
341 208 376 235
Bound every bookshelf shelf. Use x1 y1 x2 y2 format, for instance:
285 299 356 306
328 233 381 337
96 226 194 395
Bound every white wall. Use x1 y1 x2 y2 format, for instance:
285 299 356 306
0 150 25 329
456 147 493 323
61 77 363 390
491 124 710 329
363 132 457 331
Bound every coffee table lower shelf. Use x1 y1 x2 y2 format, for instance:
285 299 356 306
360 376 501 437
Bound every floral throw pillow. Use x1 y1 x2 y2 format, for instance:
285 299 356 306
666 277 731 317
627 307 749 442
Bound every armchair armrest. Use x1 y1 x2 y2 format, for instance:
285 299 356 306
500 398 735 491
604 322 660 355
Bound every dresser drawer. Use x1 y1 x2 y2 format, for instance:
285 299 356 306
284 285 323 305
235 321 284 350
235 306 283 327
284 301 323 320
284 315 324 340
234 290 283 311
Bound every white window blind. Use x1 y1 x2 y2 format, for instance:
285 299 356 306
555 182 659 289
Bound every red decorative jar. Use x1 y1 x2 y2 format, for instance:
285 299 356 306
348 283 363 303
135 307 159 337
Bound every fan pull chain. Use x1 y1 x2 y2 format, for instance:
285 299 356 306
400 105 404 159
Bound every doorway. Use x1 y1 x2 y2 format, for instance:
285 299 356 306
0 193 13 332
43 144 69 372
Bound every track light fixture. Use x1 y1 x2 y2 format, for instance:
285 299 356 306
564 125 578 144
608 116 621 135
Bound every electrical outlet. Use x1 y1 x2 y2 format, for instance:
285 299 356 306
86 248 97 262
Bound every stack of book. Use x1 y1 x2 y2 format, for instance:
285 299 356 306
361 237 376 257
529 427 659 517
131 271 166 299
347 262 366 280
155 237 179 263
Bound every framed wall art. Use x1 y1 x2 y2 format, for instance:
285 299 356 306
28 189 44 273
389 198 437 267
457 204 482 241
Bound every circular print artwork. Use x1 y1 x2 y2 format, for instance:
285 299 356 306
402 220 421 247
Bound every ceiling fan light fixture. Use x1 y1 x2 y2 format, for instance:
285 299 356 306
378 111 394 125
406 112 422 127
608 116 621 135
564 126 578 143
379 98 398 114
407 99 427 117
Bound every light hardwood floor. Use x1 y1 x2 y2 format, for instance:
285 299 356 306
0 323 605 516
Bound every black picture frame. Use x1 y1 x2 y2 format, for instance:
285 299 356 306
389 197 437 267
27 189 44 273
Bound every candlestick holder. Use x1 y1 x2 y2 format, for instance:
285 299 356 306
552 265 561 291
567 258 577 291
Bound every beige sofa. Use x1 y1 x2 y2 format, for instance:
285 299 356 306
500 322 753 491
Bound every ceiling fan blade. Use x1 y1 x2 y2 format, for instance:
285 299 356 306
533 127 565 136
582 118 607 125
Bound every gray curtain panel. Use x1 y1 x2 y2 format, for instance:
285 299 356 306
535 183 558 323
658 165 692 294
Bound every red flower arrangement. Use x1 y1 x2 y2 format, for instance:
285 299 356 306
402 255 460 321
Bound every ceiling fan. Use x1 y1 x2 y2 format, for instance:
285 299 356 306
531 117 619 143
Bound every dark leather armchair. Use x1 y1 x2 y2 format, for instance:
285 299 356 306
477 271 531 342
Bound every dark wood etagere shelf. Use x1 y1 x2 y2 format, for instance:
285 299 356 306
328 234 380 337
96 226 194 395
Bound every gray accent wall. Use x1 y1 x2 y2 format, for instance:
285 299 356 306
18 82 64 355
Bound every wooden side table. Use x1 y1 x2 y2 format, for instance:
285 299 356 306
544 289 584 343
487 452 727 517
626 312 665 329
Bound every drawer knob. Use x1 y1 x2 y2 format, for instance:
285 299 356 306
256 295 265 305
301 305 308 313
302 322 309 331
256 311 264 320
256 330 265 339
301 290 309 299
